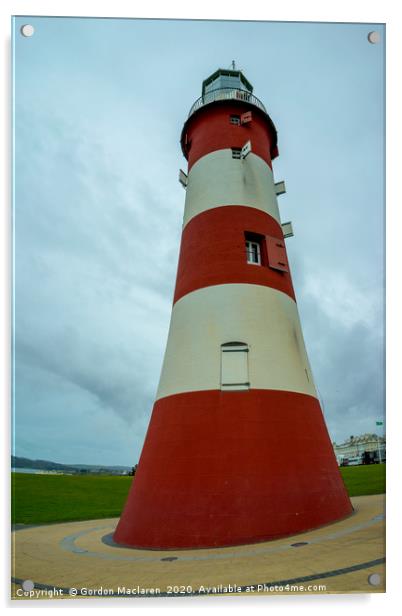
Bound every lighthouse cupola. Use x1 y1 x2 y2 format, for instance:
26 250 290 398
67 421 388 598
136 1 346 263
202 66 253 96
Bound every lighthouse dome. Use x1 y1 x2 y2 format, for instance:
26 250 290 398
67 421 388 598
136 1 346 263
202 67 253 96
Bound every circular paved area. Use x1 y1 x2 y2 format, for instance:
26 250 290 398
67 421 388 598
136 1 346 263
11 494 385 600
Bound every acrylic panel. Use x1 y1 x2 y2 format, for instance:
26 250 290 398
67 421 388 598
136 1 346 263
12 16 385 600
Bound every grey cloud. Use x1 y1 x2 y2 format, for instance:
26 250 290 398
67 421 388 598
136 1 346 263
14 107 178 462
295 264 384 443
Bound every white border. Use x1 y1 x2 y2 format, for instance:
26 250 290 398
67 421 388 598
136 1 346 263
2 1 399 613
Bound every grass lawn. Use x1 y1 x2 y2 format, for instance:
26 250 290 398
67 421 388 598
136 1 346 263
11 474 133 525
11 464 385 525
340 463 385 496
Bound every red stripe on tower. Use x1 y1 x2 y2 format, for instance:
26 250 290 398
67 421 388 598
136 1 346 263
114 66 352 549
115 390 350 549
182 101 278 171
173 206 296 304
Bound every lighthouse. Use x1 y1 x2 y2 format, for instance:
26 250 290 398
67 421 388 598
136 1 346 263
114 67 353 549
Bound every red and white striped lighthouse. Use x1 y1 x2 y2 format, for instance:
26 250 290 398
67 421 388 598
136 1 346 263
114 67 352 549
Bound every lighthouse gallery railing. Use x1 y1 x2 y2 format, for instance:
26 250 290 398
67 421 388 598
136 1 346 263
188 88 267 119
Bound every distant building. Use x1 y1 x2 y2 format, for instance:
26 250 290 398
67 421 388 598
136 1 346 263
332 433 386 465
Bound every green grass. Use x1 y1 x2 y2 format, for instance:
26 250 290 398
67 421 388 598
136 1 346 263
12 464 385 525
340 463 385 496
11 473 132 525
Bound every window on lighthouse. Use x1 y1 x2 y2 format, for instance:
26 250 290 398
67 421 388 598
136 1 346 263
246 240 261 265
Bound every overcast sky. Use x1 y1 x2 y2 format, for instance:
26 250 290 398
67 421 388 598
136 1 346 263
13 17 385 466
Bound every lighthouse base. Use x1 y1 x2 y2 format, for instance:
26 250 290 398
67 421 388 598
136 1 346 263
114 389 353 549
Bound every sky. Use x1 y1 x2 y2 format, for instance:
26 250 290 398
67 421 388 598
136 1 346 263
12 16 385 466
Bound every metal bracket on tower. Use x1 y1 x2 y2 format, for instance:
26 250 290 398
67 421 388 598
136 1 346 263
275 180 286 196
179 169 188 188
281 221 294 238
241 140 252 159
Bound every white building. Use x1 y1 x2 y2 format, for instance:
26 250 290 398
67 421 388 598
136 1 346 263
332 433 386 465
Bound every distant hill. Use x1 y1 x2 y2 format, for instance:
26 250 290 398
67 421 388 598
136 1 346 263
11 455 132 475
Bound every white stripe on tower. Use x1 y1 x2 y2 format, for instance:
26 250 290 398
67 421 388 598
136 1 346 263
183 149 280 227
156 283 317 400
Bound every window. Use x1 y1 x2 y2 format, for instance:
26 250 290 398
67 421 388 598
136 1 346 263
221 342 249 391
245 239 261 265
231 148 242 159
230 115 241 125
